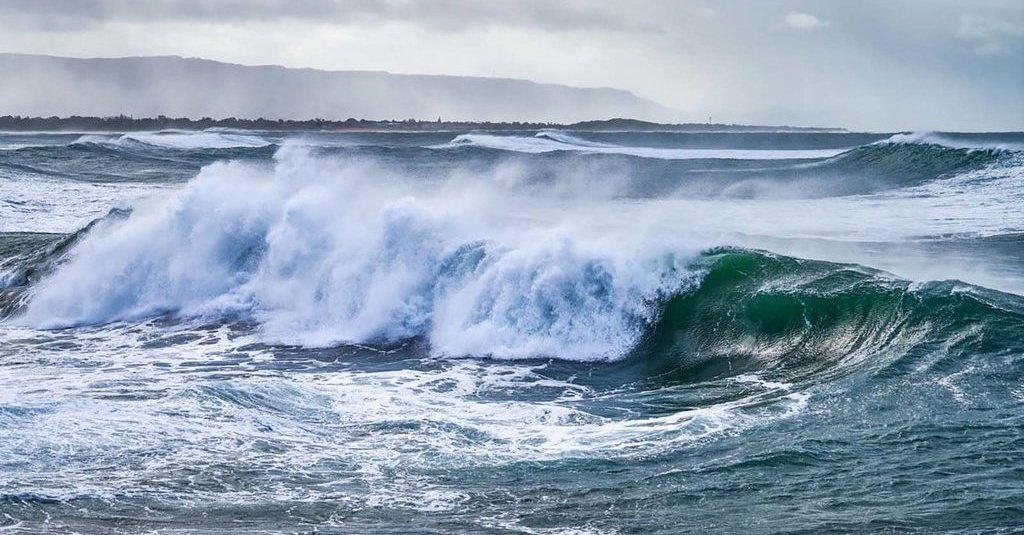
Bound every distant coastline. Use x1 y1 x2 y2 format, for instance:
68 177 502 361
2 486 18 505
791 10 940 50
0 115 844 133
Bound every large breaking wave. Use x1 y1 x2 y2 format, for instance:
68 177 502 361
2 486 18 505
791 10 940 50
12 146 705 359
6 141 1023 365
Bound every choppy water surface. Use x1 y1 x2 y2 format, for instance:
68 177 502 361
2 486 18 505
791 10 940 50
1 129 1023 533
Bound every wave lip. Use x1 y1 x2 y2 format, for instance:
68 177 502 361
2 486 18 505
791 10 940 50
440 131 850 160
882 131 1024 152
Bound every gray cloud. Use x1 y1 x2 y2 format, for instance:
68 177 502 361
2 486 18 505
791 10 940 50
0 0 642 32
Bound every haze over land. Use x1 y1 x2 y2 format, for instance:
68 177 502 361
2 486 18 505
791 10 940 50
0 54 671 123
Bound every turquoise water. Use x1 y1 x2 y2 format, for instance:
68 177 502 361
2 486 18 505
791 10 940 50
1 129 1023 533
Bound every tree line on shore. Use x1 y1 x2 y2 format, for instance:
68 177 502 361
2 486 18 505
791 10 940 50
0 115 837 132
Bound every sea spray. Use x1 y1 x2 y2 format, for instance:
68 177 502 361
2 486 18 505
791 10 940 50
20 144 703 359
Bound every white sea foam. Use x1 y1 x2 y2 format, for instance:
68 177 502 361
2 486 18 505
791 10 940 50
20 144 703 360
0 267 21 289
0 320 801 464
440 131 849 160
0 317 808 517
0 170 169 233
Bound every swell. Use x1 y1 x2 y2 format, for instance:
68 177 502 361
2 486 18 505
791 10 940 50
804 140 1005 187
432 132 1013 199
2 131 1012 196
690 138 1010 197
0 141 277 183
441 131 851 160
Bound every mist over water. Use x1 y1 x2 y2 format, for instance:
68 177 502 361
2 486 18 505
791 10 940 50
1 128 1023 533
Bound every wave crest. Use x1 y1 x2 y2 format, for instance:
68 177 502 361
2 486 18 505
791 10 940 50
882 131 1024 152
75 130 273 149
16 147 702 360
441 132 849 160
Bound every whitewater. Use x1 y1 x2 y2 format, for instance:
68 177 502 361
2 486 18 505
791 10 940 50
1 128 1023 534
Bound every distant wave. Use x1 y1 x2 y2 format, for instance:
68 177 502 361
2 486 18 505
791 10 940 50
75 130 273 149
534 129 615 147
439 131 850 160
796 135 1010 191
883 131 1024 152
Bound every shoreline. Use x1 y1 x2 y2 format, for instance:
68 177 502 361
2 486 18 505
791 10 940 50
0 115 845 133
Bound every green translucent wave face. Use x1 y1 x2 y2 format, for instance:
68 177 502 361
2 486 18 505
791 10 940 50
631 248 1024 385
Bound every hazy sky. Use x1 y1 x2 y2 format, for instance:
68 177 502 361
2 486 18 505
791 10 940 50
0 0 1021 130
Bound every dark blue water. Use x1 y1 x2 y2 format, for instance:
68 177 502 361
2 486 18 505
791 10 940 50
1 129 1023 533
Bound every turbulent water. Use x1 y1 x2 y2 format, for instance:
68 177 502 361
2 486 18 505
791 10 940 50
1 128 1023 534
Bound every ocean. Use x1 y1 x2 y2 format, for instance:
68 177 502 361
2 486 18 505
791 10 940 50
1 128 1022 533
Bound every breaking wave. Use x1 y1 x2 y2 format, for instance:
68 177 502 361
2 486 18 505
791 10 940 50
8 147 703 359
5 146 1022 367
882 131 1024 152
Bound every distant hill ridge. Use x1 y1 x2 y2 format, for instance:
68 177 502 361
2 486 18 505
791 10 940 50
0 114 843 133
0 53 674 123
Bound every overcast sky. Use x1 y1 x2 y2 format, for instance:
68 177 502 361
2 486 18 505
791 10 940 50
0 0 1021 131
